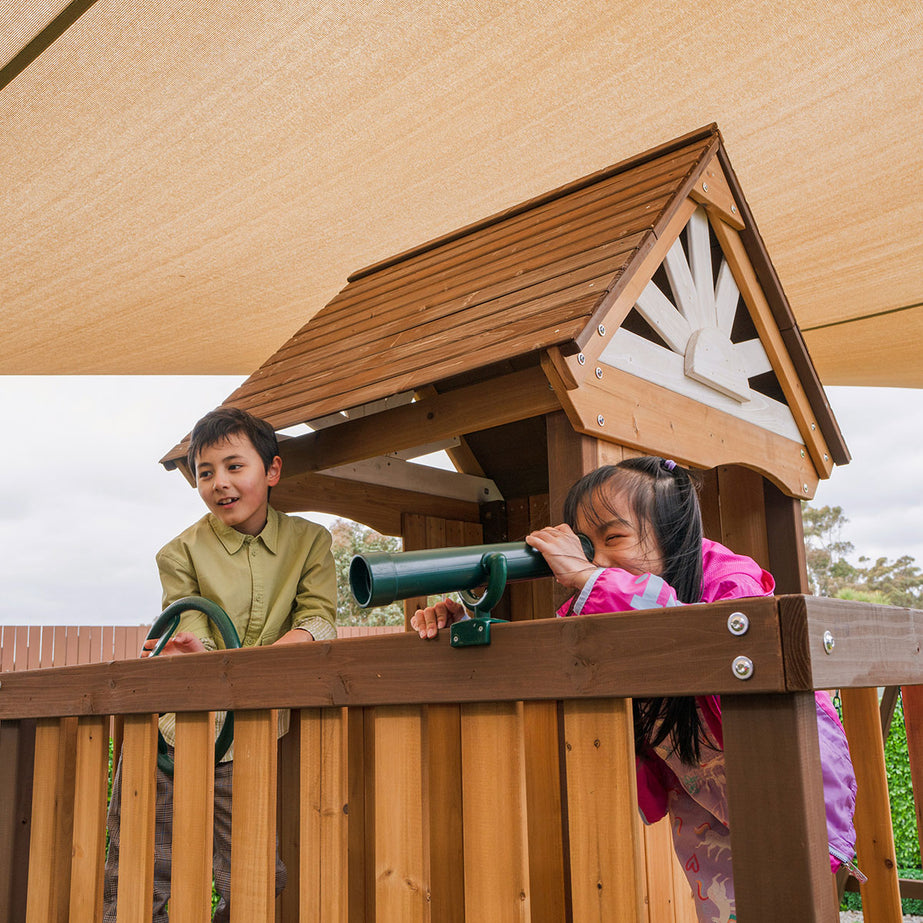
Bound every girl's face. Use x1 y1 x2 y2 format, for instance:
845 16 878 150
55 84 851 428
574 486 665 576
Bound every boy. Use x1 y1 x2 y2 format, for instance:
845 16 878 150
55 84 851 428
103 407 337 922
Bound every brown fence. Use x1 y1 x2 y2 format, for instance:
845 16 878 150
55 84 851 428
0 624 403 673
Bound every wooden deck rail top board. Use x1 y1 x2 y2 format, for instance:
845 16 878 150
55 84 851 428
2 596 922 719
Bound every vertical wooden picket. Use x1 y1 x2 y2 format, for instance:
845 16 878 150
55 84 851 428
171 711 215 923
231 710 279 921
69 715 109 923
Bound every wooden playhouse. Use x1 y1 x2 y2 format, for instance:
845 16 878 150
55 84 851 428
3 125 921 921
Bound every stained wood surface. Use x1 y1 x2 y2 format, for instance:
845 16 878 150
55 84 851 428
299 707 348 923
723 692 837 921
563 698 644 922
0 599 791 718
901 684 923 864
170 712 215 923
160 134 717 462
460 702 530 921
0 719 34 923
555 361 819 499
839 688 903 918
230 710 278 920
116 714 158 923
68 715 108 923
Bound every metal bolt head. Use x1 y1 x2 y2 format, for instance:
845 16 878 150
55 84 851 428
731 204 738 214
823 630 835 654
732 656 754 680
596 414 605 426
727 612 750 636
577 353 586 365
595 367 603 380
702 181 709 192
597 324 606 336
811 422 816 430
803 484 809 494
800 449 805 458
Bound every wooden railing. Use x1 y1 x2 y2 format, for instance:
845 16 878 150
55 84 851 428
1 596 921 922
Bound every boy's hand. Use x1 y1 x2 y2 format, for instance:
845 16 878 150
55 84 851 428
526 524 598 590
141 631 207 657
410 598 467 639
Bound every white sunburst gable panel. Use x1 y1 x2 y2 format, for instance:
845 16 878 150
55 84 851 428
599 329 803 443
634 280 693 353
686 208 716 327
734 338 774 378
663 236 707 329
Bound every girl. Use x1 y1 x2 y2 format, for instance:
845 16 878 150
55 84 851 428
412 456 858 923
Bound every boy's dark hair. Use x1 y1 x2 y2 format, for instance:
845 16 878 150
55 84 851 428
562 457 708 765
187 407 280 475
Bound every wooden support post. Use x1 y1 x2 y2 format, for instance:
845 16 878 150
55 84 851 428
69 715 109 923
723 693 837 922
901 685 923 865
231 710 279 922
0 719 35 923
116 714 159 923
171 712 215 923
278 710 301 923
840 687 902 917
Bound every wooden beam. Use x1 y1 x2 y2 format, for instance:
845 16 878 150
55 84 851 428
708 217 834 479
723 692 837 921
688 154 746 230
0 598 790 716
277 367 559 479
0 719 34 923
272 472 480 537
553 362 819 499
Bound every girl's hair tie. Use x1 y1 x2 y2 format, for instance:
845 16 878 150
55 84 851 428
660 458 677 472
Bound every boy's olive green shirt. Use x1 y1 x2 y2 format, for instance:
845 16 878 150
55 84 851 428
156 506 337 758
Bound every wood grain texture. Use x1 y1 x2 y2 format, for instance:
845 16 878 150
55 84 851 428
68 715 109 923
170 712 215 923
901 684 923 865
840 687 903 919
371 706 428 922
230 710 279 920
116 714 158 923
723 692 837 922
300 707 348 923
0 599 789 718
460 702 530 921
563 698 644 922
0 719 35 923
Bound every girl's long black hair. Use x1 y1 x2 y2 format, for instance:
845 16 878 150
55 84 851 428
562 457 709 765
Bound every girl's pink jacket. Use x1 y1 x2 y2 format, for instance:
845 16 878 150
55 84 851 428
557 538 858 873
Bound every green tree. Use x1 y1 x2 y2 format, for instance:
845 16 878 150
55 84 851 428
329 518 405 627
802 504 923 607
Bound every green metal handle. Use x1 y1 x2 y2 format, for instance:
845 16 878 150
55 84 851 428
458 553 509 616
143 596 241 778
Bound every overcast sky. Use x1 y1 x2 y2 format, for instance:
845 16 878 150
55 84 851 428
0 376 920 626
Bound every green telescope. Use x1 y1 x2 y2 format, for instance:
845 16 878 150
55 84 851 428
349 536 594 616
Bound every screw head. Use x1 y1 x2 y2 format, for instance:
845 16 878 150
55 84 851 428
727 612 750 636
803 484 809 494
702 182 709 192
731 204 738 214
577 353 586 365
732 656 754 680
823 630 835 654
595 367 603 379
596 414 605 426
597 324 607 336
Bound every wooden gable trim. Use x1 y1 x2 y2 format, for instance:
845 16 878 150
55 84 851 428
714 146 849 466
708 216 834 479
548 359 819 498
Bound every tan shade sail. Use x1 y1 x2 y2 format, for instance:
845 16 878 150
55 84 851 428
2 0 921 386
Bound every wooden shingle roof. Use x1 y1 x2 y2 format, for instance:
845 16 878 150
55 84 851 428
218 128 716 426
162 125 848 481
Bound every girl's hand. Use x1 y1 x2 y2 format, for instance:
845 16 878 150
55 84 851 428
141 631 207 657
526 524 598 590
410 598 467 639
